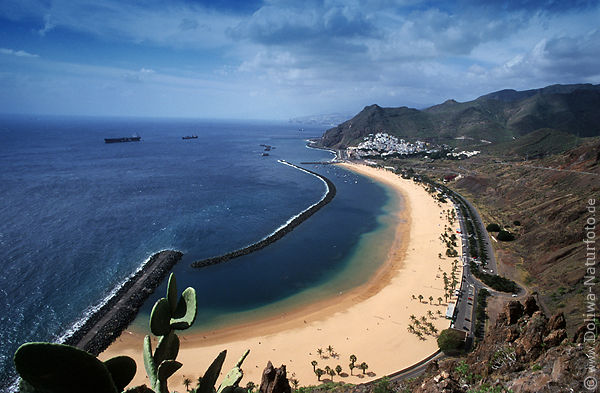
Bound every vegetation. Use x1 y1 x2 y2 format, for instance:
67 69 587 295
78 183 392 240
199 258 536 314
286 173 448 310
372 376 391 393
437 328 465 355
486 223 501 232
474 289 490 338
497 230 515 241
470 262 519 293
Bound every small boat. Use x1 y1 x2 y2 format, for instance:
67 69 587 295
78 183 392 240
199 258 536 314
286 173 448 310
182 135 198 140
104 136 141 143
262 153 269 156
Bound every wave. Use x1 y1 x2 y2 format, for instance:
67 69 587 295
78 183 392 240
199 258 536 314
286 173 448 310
54 251 160 345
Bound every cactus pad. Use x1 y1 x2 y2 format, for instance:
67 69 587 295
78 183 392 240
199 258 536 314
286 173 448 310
14 342 118 393
166 273 178 314
150 297 172 336
154 331 180 365
216 350 250 393
170 287 197 330
143 335 157 388
104 355 137 392
196 350 227 393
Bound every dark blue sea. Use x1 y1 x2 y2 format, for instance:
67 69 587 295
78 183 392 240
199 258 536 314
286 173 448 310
0 115 391 389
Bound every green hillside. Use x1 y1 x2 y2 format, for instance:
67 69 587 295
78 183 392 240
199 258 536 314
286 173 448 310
320 83 600 149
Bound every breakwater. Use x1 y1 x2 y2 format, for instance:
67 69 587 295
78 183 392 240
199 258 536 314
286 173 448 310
61 250 183 355
191 161 336 268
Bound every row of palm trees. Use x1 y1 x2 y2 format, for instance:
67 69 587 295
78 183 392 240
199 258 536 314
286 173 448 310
407 313 439 340
311 352 369 382
411 293 445 305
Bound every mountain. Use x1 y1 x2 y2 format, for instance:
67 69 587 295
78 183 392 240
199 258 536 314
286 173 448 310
320 83 600 149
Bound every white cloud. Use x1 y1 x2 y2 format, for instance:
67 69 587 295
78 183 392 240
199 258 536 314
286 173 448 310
0 48 39 58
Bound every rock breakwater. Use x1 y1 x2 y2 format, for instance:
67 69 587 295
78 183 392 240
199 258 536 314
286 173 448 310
191 161 336 268
62 250 183 355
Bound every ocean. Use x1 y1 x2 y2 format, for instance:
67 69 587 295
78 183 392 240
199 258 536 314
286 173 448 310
0 115 394 389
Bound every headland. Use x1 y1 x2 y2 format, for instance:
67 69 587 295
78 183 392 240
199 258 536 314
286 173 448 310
100 163 462 392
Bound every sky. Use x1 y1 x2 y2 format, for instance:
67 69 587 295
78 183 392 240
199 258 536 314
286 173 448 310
1 0 599 120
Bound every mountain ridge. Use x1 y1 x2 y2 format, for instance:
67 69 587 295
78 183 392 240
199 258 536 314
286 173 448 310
320 83 600 149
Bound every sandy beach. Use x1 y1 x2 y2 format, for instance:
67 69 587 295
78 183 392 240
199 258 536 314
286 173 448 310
100 163 462 391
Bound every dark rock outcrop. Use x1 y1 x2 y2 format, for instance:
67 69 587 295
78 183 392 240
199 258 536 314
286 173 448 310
523 295 539 316
259 362 291 393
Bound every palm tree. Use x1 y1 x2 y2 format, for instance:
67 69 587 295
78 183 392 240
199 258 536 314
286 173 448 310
349 363 355 375
360 362 369 374
317 348 324 358
325 366 331 375
411 294 416 300
438 297 443 305
418 294 423 303
427 310 434 318
436 310 443 316
246 382 256 392
409 314 416 321
429 295 434 304
349 354 357 366
326 345 334 356
290 379 299 391
183 377 192 392
311 360 318 372
315 368 325 381
328 368 336 381
420 316 427 323
335 365 342 376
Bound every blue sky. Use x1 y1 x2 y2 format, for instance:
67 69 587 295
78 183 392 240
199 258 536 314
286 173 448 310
1 0 599 120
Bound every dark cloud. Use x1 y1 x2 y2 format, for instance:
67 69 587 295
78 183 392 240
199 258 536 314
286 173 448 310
540 30 600 78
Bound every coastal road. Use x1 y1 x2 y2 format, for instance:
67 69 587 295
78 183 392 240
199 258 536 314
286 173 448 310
449 201 479 337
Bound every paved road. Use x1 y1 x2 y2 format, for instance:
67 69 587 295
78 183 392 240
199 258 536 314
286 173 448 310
497 161 600 177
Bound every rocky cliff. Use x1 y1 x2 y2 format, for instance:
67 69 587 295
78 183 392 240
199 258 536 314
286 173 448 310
399 297 596 393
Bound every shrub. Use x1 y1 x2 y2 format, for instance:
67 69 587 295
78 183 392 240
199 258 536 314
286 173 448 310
437 329 465 355
497 230 515 241
373 376 392 393
513 220 521 226
485 223 501 232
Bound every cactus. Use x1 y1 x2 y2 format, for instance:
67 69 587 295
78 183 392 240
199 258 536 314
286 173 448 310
196 350 250 393
144 273 196 393
216 350 250 393
14 342 136 393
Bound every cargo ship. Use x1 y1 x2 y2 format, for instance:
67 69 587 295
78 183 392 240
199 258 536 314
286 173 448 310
182 135 198 140
104 136 141 143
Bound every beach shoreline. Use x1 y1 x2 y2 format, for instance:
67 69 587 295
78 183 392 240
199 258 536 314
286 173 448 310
100 163 461 391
